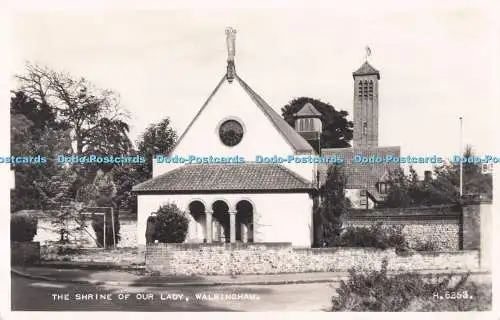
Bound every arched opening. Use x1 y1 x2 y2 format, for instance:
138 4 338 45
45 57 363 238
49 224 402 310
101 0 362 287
236 200 254 243
188 200 206 242
212 200 230 243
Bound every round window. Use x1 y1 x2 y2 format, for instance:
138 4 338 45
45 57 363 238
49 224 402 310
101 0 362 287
219 120 244 146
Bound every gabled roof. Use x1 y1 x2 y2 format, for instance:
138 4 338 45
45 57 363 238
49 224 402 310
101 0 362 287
169 74 315 154
132 163 314 193
353 62 380 79
294 102 322 118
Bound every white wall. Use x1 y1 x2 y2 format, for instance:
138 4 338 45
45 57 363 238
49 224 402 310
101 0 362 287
480 203 492 270
137 192 313 247
345 189 375 209
152 79 315 181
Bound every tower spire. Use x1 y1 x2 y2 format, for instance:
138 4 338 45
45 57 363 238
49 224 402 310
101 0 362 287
225 27 237 83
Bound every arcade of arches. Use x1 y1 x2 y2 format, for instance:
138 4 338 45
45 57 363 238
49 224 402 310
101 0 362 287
188 199 254 243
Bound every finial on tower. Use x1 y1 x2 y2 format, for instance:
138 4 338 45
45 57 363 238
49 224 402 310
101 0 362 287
365 45 372 62
225 27 237 83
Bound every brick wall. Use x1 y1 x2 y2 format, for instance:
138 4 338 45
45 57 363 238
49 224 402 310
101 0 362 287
145 242 479 275
11 241 40 265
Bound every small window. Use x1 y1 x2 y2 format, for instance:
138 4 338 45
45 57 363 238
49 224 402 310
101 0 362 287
363 122 367 135
298 119 304 131
378 182 388 194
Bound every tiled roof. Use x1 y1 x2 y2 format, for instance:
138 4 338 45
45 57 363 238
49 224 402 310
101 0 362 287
319 147 401 200
132 163 314 193
295 102 322 118
353 62 380 79
236 76 315 153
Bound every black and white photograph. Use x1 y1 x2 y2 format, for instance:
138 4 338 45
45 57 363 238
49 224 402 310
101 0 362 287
2 0 498 315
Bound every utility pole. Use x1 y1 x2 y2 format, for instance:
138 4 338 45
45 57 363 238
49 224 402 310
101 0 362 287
459 117 463 197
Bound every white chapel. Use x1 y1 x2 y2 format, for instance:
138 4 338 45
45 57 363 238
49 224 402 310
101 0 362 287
133 28 319 247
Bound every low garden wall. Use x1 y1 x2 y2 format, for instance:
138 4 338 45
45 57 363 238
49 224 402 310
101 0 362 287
11 241 41 265
40 246 146 265
145 243 479 275
345 205 463 250
31 210 138 248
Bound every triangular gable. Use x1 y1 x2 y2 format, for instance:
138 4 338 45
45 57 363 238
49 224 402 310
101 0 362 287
169 75 314 155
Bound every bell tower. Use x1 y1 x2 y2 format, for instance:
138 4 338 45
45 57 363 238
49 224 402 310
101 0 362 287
294 102 322 154
353 54 380 148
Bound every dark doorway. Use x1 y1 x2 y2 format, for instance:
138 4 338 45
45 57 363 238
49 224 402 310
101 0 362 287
212 200 230 243
236 200 254 242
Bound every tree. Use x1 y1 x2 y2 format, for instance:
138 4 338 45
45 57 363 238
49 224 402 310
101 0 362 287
434 145 492 200
10 91 72 211
90 170 120 247
136 117 177 177
77 170 120 247
16 63 132 156
153 203 189 243
317 165 349 246
110 163 146 212
15 63 135 202
383 145 492 208
384 167 415 208
281 97 353 148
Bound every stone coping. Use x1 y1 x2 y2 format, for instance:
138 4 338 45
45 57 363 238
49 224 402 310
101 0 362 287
348 205 461 217
147 242 292 250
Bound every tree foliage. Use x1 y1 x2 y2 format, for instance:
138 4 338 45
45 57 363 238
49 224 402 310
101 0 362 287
281 97 353 148
11 212 38 242
384 146 492 208
10 91 72 211
317 165 349 246
81 170 121 248
11 63 140 212
136 117 177 177
16 63 132 156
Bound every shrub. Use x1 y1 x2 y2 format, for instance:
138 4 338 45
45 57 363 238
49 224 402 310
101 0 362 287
11 211 38 242
412 239 439 252
154 203 189 243
331 259 475 312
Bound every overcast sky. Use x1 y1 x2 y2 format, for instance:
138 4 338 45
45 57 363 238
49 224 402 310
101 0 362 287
8 0 498 175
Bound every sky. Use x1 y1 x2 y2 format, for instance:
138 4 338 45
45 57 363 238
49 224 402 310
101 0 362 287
7 0 498 176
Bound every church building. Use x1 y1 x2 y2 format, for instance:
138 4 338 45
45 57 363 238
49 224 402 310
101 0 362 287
133 28 400 247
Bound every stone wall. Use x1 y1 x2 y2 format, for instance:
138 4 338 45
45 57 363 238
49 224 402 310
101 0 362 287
345 205 462 250
11 241 40 265
145 243 479 275
40 246 145 265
